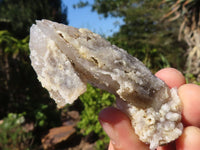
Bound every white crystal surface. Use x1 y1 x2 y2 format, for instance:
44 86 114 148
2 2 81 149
117 88 182 149
29 24 87 107
29 20 183 149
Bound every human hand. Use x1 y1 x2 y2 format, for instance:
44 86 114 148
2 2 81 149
99 68 200 150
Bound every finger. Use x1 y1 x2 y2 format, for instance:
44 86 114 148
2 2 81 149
99 107 149 150
155 68 186 88
108 142 115 150
178 84 200 127
176 126 200 150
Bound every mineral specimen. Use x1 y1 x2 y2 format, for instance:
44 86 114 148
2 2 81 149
29 20 183 149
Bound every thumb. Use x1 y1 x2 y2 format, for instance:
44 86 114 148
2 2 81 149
99 107 148 150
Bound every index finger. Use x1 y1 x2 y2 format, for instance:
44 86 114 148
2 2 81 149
155 68 186 88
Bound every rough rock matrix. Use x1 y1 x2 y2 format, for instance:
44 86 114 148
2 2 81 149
29 20 183 149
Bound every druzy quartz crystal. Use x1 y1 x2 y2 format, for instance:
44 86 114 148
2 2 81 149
29 20 183 149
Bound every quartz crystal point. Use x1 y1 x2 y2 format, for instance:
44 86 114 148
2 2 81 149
29 20 183 149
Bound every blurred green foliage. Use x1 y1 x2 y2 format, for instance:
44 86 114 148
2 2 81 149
0 113 32 150
0 0 197 149
0 29 62 147
78 84 115 149
0 0 67 148
0 0 68 38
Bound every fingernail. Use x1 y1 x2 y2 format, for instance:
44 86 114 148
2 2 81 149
100 121 120 147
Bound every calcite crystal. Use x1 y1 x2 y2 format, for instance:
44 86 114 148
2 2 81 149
29 20 183 149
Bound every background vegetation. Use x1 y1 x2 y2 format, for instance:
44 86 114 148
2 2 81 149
0 0 199 149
